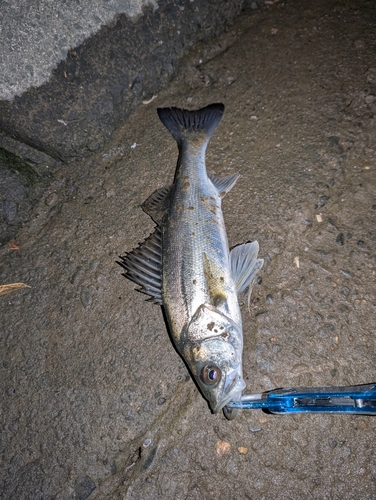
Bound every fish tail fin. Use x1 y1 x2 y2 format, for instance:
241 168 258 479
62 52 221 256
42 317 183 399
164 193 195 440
157 103 225 143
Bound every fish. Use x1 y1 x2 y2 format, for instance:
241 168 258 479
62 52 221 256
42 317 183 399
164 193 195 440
118 103 263 417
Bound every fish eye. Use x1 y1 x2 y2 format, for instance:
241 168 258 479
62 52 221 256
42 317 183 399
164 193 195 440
200 365 222 386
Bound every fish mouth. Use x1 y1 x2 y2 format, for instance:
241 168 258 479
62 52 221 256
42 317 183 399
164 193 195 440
211 373 245 413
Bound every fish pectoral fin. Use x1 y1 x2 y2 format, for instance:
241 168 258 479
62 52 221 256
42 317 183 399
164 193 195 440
230 242 264 308
117 227 163 305
208 172 240 197
203 252 228 307
141 185 172 223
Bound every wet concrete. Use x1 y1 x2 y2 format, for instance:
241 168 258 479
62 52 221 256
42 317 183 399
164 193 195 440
1 0 375 498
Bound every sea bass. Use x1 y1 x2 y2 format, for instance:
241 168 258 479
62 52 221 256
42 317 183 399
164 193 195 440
118 103 263 417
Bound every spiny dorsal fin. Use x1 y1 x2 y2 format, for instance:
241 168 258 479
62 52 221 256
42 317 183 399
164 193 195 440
157 104 225 143
208 172 240 197
142 185 172 223
117 227 162 305
230 241 264 308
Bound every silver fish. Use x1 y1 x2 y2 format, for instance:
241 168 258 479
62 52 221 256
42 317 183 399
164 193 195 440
118 103 263 417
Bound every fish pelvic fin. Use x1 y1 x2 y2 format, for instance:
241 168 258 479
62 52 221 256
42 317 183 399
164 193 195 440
157 103 225 143
142 185 172 224
117 227 163 305
230 241 264 309
208 172 240 197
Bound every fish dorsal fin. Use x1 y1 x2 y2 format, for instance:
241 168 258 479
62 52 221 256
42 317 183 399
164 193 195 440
230 241 264 307
117 227 162 305
141 185 172 223
203 252 228 307
208 172 240 197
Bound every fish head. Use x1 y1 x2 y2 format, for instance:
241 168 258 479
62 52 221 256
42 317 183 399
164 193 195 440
183 304 246 413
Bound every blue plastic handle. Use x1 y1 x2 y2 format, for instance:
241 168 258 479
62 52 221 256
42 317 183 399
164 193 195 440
225 383 376 415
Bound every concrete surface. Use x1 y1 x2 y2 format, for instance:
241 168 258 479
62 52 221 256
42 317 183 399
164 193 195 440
1 0 375 499
0 0 245 161
0 0 157 101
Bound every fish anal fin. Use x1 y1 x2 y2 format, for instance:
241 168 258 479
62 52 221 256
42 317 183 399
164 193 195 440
203 252 227 307
230 241 264 308
208 172 240 197
117 227 163 305
141 185 172 223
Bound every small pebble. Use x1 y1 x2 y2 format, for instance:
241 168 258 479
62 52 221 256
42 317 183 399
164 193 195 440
340 269 352 278
157 397 166 405
328 217 338 229
45 192 58 206
319 195 329 206
341 287 350 297
357 240 365 248
249 427 262 433
143 439 152 448
238 446 249 455
336 233 344 245
266 294 274 303
329 439 338 449
216 441 231 456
